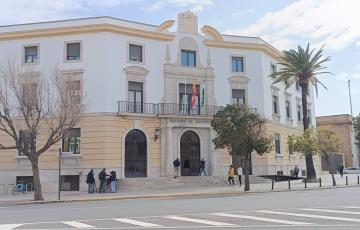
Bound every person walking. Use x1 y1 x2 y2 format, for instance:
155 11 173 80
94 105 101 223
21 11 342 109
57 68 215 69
98 168 109 193
237 165 243 186
86 169 95 193
199 158 206 176
228 165 235 186
338 164 344 178
108 170 117 193
173 158 181 178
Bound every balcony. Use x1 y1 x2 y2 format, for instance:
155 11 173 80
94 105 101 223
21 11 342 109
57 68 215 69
118 101 218 117
118 101 257 117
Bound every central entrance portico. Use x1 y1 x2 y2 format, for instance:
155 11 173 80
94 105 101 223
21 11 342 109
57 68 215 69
180 130 200 176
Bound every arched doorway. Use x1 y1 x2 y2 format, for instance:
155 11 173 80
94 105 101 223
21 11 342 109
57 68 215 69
180 130 200 176
125 129 147 178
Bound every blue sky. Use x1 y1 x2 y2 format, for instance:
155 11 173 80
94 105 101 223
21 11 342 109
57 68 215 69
0 0 359 117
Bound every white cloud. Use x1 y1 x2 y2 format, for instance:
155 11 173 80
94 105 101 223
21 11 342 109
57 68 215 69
0 0 129 25
225 0 360 51
145 0 213 13
232 9 255 17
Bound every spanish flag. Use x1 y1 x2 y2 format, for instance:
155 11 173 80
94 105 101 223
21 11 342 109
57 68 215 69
191 80 196 109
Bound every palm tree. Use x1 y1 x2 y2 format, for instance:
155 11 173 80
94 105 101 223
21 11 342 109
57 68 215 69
270 43 331 180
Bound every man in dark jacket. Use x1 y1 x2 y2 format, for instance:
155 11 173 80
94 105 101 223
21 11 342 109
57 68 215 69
86 169 95 193
107 171 117 193
199 158 206 176
173 158 181 178
98 168 109 193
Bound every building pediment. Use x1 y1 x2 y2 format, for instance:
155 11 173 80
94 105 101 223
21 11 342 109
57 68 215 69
124 66 149 76
201 25 223 42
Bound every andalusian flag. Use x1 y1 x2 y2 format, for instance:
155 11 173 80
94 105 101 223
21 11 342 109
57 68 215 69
191 80 196 109
201 84 205 107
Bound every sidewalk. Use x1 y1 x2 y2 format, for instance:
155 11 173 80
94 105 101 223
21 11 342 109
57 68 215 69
1 174 358 206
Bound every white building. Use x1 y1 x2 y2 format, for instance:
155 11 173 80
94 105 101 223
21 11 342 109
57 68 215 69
0 12 319 192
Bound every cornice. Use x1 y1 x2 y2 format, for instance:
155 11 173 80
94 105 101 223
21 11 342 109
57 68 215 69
0 23 175 41
203 39 283 61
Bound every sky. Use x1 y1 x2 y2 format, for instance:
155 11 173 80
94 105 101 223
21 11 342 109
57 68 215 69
0 0 358 117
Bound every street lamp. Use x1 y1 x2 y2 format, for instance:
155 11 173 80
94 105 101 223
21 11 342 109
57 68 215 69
58 148 62 201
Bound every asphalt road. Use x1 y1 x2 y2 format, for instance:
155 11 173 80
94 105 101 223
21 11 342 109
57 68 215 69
1 186 360 229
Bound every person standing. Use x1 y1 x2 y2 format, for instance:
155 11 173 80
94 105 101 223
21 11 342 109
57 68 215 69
98 168 109 193
294 165 299 178
108 170 117 193
338 164 344 178
237 165 243 186
199 158 206 176
184 158 190 176
86 169 95 193
228 165 235 186
173 158 181 178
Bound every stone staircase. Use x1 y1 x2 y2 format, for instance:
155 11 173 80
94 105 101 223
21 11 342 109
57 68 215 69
118 175 271 191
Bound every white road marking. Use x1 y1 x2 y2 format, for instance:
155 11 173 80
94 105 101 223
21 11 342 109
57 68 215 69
165 216 235 226
63 221 95 228
0 224 23 230
302 208 360 215
343 206 360 209
257 210 360 223
212 213 312 225
113 218 162 227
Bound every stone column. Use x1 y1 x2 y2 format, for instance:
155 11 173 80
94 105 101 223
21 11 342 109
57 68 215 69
208 128 219 176
166 126 173 177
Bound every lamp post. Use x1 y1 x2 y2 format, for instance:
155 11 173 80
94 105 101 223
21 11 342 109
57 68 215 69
58 148 62 201
348 79 353 117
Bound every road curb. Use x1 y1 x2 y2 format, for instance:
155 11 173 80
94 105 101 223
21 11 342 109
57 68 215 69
15 184 360 206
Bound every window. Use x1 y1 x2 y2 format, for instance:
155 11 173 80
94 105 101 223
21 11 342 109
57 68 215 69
62 128 80 154
275 133 281 155
22 83 37 108
66 42 81 61
129 44 143 62
128 81 143 113
285 100 291 119
307 107 312 125
232 89 246 105
297 105 302 122
19 130 31 156
272 95 279 115
181 50 196 67
24 46 38 63
179 83 200 115
65 80 81 105
60 175 79 191
270 63 276 74
232 57 244 72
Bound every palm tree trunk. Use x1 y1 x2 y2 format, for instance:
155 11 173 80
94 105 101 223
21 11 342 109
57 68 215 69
30 155 44 201
301 85 317 180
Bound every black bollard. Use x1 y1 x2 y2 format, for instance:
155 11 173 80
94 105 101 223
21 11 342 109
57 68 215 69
271 179 274 190
346 176 348 186
304 179 307 188
288 179 291 190
319 177 322 187
358 175 359 185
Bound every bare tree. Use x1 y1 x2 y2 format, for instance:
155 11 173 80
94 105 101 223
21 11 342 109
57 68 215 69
0 60 84 200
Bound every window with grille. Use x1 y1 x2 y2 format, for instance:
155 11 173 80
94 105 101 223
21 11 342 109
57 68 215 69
62 128 80 154
232 89 246 105
275 133 281 155
24 46 38 63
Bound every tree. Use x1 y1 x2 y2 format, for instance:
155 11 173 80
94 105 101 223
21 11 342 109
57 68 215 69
211 104 272 191
289 128 339 184
0 61 84 200
354 114 360 149
270 43 331 180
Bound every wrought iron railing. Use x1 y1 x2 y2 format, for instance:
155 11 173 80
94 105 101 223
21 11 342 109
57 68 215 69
118 101 257 117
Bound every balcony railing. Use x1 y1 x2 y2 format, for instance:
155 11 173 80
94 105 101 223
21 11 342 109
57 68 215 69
118 101 257 117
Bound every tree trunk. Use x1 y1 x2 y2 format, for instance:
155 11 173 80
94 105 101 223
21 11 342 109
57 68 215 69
30 156 44 201
244 157 250 191
325 153 336 186
301 84 317 180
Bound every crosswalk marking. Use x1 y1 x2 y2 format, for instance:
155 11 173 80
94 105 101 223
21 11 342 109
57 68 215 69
0 224 23 230
165 216 235 226
212 213 313 225
63 221 95 228
257 210 360 223
113 218 162 227
302 208 360 215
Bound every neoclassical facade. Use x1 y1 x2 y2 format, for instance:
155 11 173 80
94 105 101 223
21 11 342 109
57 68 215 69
0 12 320 192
